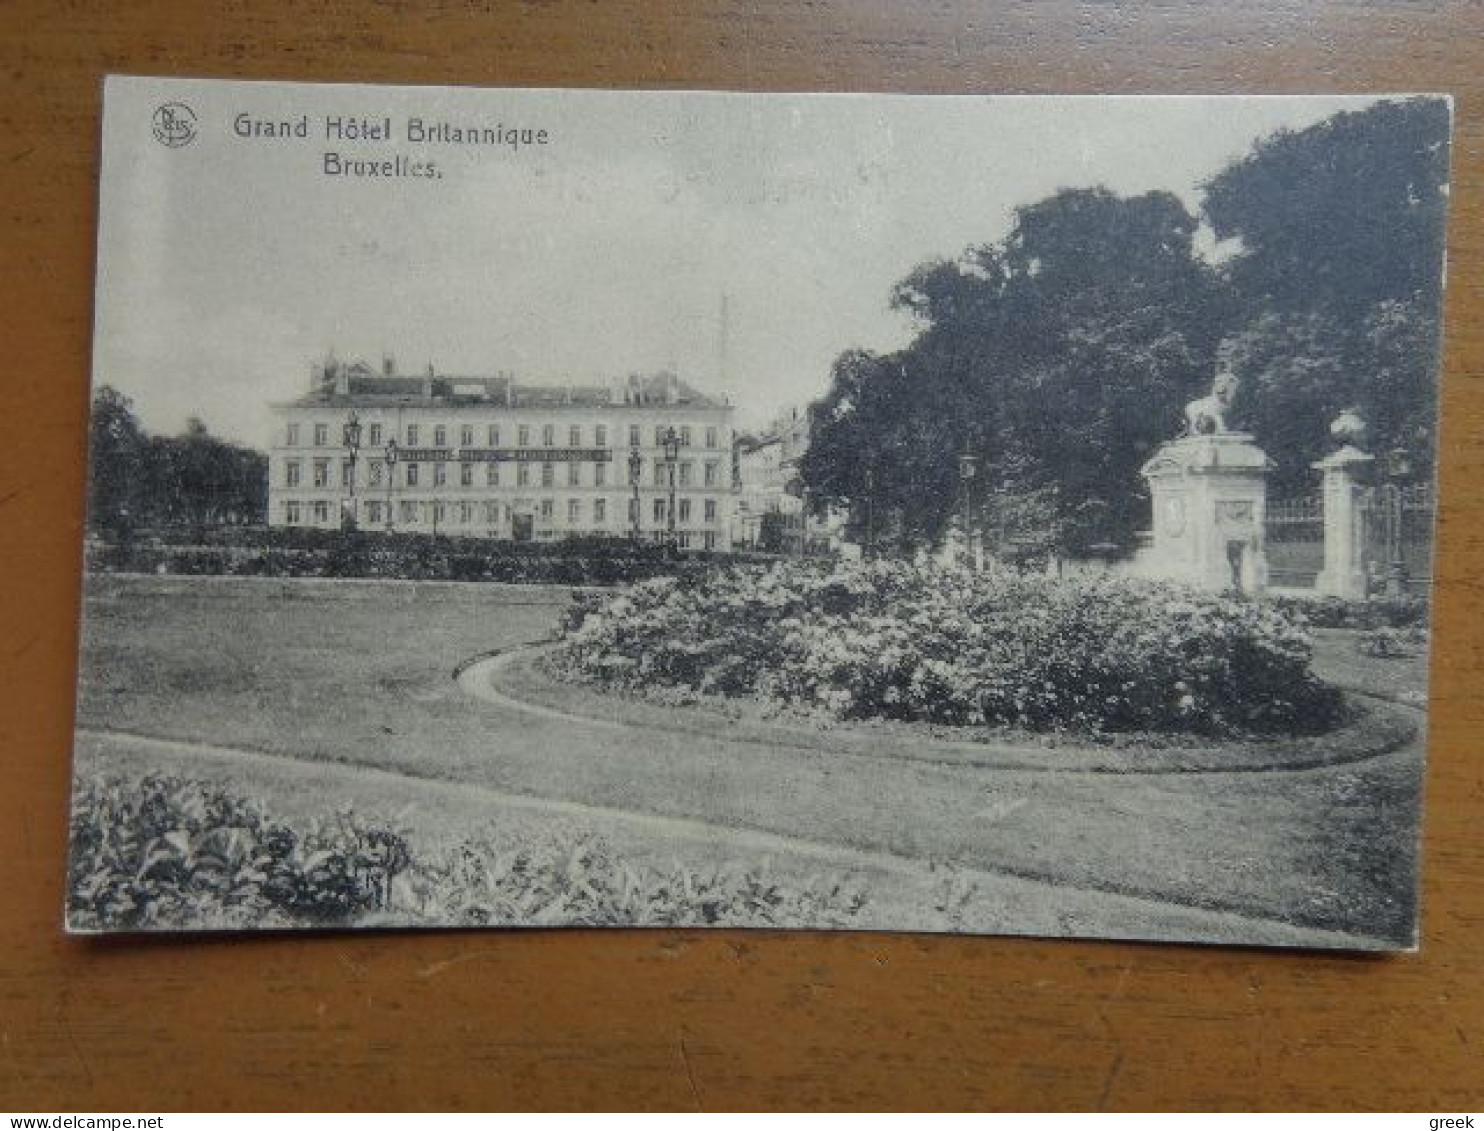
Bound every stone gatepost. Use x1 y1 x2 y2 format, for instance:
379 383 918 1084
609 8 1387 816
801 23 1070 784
1139 432 1272 594
1313 444 1374 600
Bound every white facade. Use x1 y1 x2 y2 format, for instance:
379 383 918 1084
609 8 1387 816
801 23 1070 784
268 360 737 551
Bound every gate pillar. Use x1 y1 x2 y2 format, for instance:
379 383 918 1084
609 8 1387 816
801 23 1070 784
1313 444 1374 600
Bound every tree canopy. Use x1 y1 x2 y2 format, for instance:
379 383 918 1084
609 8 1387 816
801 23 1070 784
87 387 268 539
802 97 1450 551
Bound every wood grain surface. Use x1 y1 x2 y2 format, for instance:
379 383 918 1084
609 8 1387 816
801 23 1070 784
2 0 1481 1112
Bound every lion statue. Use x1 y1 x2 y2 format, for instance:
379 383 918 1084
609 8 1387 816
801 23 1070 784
1184 347 1240 436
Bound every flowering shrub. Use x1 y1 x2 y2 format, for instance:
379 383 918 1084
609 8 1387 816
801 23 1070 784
554 561 1343 737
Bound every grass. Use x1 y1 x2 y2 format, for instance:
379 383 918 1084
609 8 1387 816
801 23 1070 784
73 572 1428 944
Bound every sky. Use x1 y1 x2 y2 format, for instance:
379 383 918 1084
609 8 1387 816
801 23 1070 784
93 79 1383 445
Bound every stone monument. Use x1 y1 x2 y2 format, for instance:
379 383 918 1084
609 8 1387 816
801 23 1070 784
1139 350 1272 594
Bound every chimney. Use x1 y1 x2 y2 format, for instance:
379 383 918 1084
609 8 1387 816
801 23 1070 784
334 364 350 397
422 362 434 399
382 352 396 377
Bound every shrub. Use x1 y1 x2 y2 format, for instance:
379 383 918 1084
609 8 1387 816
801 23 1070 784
68 773 871 931
68 774 411 930
552 561 1344 737
398 834 869 928
1268 593 1429 631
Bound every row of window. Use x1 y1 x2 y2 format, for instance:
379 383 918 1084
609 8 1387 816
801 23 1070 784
282 497 722 526
283 457 726 490
285 421 723 451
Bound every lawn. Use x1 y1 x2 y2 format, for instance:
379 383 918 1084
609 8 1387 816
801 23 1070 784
72 573 1427 944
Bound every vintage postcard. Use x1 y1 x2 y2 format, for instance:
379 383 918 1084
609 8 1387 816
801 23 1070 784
70 77 1450 946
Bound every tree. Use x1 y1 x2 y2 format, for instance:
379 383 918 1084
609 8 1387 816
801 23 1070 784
1203 97 1450 487
86 389 269 538
803 188 1229 554
86 386 149 539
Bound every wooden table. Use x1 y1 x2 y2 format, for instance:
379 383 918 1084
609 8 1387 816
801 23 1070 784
2 0 1480 1111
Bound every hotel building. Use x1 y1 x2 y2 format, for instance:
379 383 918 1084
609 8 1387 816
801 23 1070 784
268 356 737 551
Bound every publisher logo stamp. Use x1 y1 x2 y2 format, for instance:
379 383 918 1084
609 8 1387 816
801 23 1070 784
152 103 197 148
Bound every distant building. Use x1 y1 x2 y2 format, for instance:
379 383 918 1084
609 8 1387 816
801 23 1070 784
733 405 842 554
268 355 736 551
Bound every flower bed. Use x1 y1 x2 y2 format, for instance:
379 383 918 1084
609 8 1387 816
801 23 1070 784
552 562 1344 737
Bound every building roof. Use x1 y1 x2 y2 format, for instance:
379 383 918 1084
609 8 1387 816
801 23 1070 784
280 363 730 411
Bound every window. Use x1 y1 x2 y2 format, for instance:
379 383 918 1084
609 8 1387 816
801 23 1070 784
406 424 419 446
366 501 382 526
484 501 500 524
459 502 473 524
568 499 581 523
313 460 330 488
434 463 447 487
680 426 692 447
653 461 665 487
399 500 417 523
594 462 607 488
569 425 581 446
433 502 446 525
312 500 329 523
705 499 717 523
368 423 382 447
369 460 384 487
679 499 692 523
628 424 640 448
286 423 300 446
341 460 353 488
460 424 474 447
485 463 499 486
653 498 666 523
594 498 607 523
567 462 580 487
406 463 419 487
705 426 717 449
542 423 555 447
460 463 474 487
703 531 717 551
628 458 640 486
704 461 718 487
654 425 667 446
679 532 693 550
678 462 692 488
284 501 301 524
313 423 328 446
595 425 607 447
285 460 301 487
487 424 499 447
541 499 554 520
518 424 530 447
541 462 555 488
434 425 447 447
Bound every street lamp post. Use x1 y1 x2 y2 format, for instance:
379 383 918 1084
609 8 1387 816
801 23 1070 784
663 426 680 554
628 447 643 541
958 452 979 569
383 438 399 533
341 411 363 531
1383 445 1412 597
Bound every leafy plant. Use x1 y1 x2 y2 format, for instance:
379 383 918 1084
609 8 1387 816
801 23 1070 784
552 560 1344 737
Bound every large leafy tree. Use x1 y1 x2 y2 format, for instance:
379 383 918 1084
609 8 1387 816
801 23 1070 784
86 388 268 538
87 385 150 539
1203 97 1450 492
803 188 1229 554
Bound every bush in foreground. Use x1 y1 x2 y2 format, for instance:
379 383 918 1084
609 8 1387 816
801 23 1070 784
67 774 869 931
553 561 1344 737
